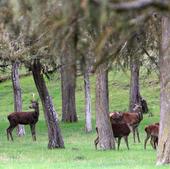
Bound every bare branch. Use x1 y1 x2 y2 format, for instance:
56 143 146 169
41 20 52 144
92 0 170 12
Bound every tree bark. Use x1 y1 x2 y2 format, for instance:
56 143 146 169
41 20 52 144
11 61 25 136
129 55 141 112
32 59 64 149
84 69 92 132
157 16 170 165
60 0 78 122
95 63 115 150
60 43 77 123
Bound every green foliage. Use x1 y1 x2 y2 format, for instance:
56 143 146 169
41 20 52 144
0 69 161 169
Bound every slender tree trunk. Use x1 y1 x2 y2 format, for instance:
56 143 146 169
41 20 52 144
32 59 64 149
96 63 115 150
84 69 92 132
11 61 25 136
60 44 77 123
129 55 141 111
157 16 170 165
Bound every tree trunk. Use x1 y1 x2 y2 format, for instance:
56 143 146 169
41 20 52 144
32 59 64 149
84 69 92 132
60 1 78 122
11 61 25 136
60 45 77 123
129 55 141 111
95 63 115 150
157 16 170 165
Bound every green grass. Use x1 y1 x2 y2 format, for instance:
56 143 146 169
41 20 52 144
0 69 165 169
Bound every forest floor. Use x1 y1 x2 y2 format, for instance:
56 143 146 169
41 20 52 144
0 69 167 169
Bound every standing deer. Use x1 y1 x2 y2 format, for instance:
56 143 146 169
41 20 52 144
7 100 39 141
110 104 143 143
94 112 131 150
144 123 159 149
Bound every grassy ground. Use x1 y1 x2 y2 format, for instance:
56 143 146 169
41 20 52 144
0 69 166 169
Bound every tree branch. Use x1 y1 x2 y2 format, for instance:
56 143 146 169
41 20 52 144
92 0 170 12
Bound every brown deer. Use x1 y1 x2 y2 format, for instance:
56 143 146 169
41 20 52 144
144 123 159 149
110 104 143 143
94 112 131 150
7 100 39 141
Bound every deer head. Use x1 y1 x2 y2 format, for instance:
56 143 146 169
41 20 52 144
110 112 123 123
133 104 142 112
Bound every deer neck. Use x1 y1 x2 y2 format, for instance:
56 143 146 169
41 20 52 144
138 110 143 121
34 105 39 116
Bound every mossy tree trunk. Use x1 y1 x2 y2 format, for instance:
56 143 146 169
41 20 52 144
32 59 64 149
84 68 92 132
129 55 141 112
95 63 115 150
11 60 25 136
60 56 77 122
157 16 170 165
60 0 78 122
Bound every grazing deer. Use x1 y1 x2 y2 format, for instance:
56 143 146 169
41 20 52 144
7 100 39 141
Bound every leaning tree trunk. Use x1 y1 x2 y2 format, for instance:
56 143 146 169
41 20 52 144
96 63 115 150
129 55 141 112
11 61 25 136
32 59 64 149
84 68 92 132
157 16 170 165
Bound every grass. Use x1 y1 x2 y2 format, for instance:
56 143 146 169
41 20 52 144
0 68 165 169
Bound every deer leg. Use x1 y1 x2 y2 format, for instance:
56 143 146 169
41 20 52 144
133 128 136 143
144 133 150 149
9 127 14 141
151 136 157 150
155 137 158 149
7 127 10 141
30 124 36 141
7 124 16 141
117 137 121 150
124 136 129 150
9 129 14 141
153 138 157 150
94 136 99 150
150 136 154 149
136 127 141 143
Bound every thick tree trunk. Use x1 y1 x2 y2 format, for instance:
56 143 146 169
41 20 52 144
11 61 25 136
129 56 141 111
96 63 115 150
61 45 77 122
32 59 64 149
84 69 92 132
157 16 170 165
60 1 78 122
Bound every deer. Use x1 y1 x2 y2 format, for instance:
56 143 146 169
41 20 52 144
94 112 131 150
144 122 159 150
6 100 39 141
110 104 143 143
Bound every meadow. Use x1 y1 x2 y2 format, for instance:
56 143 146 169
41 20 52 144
0 69 166 169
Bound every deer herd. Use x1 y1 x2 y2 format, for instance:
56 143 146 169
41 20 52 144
5 100 159 151
95 104 159 150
